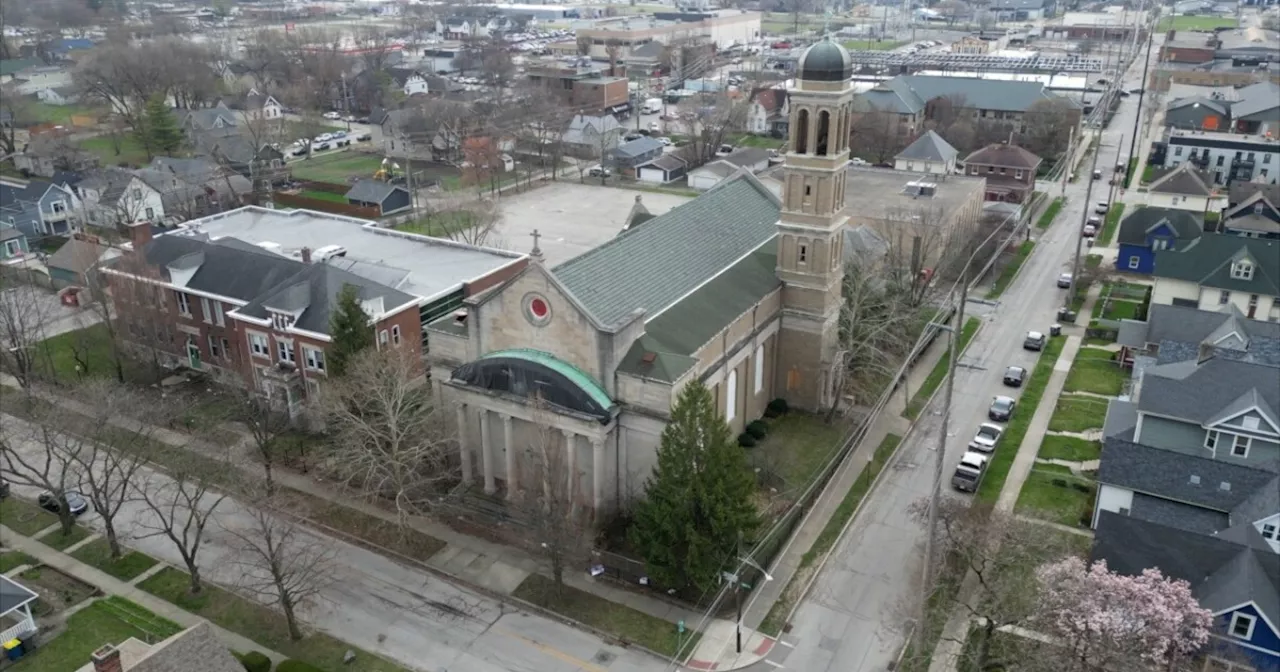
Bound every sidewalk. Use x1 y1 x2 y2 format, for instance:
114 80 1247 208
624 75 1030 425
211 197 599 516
0 376 706 637
685 311 959 670
0 523 285 664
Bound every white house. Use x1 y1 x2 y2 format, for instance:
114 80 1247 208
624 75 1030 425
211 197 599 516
893 130 960 175
78 170 167 228
746 88 787 136
389 68 430 97
1151 233 1280 322
228 89 284 122
1145 163 1227 214
35 86 80 106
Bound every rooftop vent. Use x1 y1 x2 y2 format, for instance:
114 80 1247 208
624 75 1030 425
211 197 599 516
452 309 468 326
641 352 657 365
904 181 937 198
1220 481 1231 491
1189 474 1201 485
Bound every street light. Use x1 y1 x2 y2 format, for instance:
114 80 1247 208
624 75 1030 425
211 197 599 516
725 553 774 655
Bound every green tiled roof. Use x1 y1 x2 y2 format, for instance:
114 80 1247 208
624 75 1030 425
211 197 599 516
1154 233 1280 296
0 59 43 77
553 176 781 327
617 241 781 382
479 348 614 410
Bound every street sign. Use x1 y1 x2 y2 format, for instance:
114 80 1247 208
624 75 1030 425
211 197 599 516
678 620 686 634
721 571 739 584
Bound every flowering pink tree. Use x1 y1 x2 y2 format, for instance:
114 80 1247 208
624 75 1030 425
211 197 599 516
1032 557 1213 671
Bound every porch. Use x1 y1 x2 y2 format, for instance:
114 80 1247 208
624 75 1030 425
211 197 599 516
0 575 39 645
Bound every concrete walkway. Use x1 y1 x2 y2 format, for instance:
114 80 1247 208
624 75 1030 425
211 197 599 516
0 523 285 664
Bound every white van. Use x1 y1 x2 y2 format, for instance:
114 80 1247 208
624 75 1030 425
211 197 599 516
641 98 663 114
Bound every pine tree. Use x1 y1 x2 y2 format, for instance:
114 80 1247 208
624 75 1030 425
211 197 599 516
328 284 374 377
140 95 184 157
629 381 760 594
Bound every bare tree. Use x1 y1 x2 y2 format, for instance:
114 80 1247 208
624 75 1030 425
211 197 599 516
1020 98 1079 161
134 452 231 594
224 494 335 641
229 391 292 497
880 205 955 306
850 105 909 164
409 195 505 248
827 261 923 416
322 348 454 528
1 410 91 536
517 396 590 595
0 281 56 390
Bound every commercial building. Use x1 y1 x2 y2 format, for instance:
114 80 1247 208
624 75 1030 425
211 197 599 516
1160 128 1280 186
525 62 630 115
574 10 761 61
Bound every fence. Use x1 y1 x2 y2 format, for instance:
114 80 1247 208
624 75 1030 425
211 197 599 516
271 192 379 219
296 179 351 195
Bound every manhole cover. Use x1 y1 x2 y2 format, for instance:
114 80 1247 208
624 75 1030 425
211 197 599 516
594 650 616 664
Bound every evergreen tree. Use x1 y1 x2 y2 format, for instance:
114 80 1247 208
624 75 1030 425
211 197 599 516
139 95 183 157
328 284 374 377
629 381 760 594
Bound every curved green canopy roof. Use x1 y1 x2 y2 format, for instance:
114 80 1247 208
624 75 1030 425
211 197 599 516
479 348 614 412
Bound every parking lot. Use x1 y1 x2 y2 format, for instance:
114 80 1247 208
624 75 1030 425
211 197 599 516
492 182 692 266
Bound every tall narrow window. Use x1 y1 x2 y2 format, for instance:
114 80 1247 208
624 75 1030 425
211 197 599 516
795 109 809 154
816 110 830 156
753 345 764 393
798 243 808 265
725 370 738 423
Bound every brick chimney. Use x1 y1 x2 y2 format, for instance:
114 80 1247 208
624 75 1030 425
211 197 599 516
127 222 152 250
300 247 312 264
91 644 123 672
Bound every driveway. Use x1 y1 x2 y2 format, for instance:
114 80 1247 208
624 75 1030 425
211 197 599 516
0 415 666 672
0 284 101 340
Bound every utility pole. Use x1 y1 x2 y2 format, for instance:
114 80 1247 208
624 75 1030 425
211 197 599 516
1061 125 1074 198
1125 23 1156 180
1107 133 1125 206
1067 108 1105 313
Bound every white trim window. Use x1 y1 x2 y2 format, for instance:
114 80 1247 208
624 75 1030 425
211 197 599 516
1231 434 1250 457
174 291 191 317
213 301 225 327
277 339 295 365
1228 612 1255 640
1204 430 1219 451
3 239 21 256
391 325 401 346
208 335 221 358
1128 256 1141 269
200 297 212 324
1230 261 1254 280
378 329 389 346
248 332 270 359
304 347 325 372
754 345 764 394
725 369 738 423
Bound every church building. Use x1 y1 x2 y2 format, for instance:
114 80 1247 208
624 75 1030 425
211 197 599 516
428 38 858 514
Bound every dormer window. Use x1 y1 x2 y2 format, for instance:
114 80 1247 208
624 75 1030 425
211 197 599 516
1231 261 1254 280
1255 202 1265 215
272 312 294 330
1228 613 1256 640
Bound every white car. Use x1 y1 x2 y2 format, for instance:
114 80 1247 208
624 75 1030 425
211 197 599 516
314 133 333 143
968 423 1004 453
1057 272 1073 289
648 121 661 133
850 157 868 166
655 136 672 146
322 111 342 120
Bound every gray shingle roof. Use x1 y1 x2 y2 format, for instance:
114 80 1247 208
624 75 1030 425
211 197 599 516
1129 492 1229 534
130 622 246 672
722 147 773 168
1167 95 1229 117
1115 206 1204 246
238 262 415 334
1097 437 1278 513
0 575 38 615
1231 81 1280 120
612 136 663 159
345 180 405 205
1153 233 1280 296
1139 357 1280 428
895 130 958 163
553 174 780 328
1147 162 1215 197
860 75 1072 115
1128 303 1280 366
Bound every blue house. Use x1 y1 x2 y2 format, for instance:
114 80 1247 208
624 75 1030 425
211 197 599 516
1222 192 1280 240
1115 206 1204 274
0 178 81 238
0 226 30 262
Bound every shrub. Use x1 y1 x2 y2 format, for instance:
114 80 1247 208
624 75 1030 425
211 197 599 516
1051 478 1068 488
1080 507 1094 527
738 433 757 448
746 420 768 440
276 661 326 672
239 651 272 672
765 398 789 417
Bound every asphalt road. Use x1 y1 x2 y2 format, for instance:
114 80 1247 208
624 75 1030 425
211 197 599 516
765 38 1156 672
0 415 667 672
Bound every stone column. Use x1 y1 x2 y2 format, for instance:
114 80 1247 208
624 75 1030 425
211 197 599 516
502 413 516 500
591 437 605 513
479 408 496 495
563 429 577 502
456 404 472 484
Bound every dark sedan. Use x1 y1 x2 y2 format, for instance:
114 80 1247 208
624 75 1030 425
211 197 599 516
988 396 1017 422
38 490 89 516
1003 366 1027 387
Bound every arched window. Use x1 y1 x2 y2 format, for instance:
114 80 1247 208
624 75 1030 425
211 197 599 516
795 109 809 154
816 110 831 156
725 369 738 422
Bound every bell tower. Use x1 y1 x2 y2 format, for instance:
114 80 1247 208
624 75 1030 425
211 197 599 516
774 36 856 411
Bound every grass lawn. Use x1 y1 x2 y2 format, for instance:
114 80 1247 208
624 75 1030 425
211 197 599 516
513 573 699 658
1091 296 1143 322
0 550 37 573
26 102 104 125
289 152 386 182
749 412 851 496
1038 435 1102 462
77 134 151 167
1036 198 1064 229
842 39 905 50
729 134 785 149
35 323 118 382
904 317 982 419
298 189 349 203
1097 202 1126 246
1047 396 1109 434
42 524 93 551
985 241 1035 300
71 539 159 582
1063 349 1126 396
139 567 409 671
976 335 1065 503
1015 464 1095 527
10 598 182 672
1157 15 1237 30
0 497 59 535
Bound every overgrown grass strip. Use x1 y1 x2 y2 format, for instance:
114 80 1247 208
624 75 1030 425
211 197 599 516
1036 197 1064 229
904 317 981 420
1097 202 1126 246
985 241 1035 300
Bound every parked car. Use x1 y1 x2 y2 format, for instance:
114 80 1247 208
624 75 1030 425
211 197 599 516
1003 365 1026 387
311 141 331 152
716 144 734 156
969 423 1004 453
951 452 988 492
1095 201 1109 214
655 136 673 146
322 111 342 120
851 157 869 166
648 122 661 133
1083 224 1098 237
1057 272 1073 289
1092 169 1102 180
0 478 9 499
1023 331 1047 351
587 165 611 178
988 396 1017 422
355 132 372 142
38 490 89 516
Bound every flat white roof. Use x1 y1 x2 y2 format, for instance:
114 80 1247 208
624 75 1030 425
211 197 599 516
172 207 523 302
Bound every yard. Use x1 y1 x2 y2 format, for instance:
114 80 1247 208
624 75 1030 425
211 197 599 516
1047 396 1109 434
25 102 104 125
70 539 159 582
1063 348 1127 396
977 335 1066 503
77 134 152 167
841 39 905 50
34 323 119 383
10 599 182 672
1157 15 1237 30
0 497 59 536
1015 464 1096 527
297 189 349 203
1037 435 1102 462
749 412 852 500
904 317 982 419
729 134 785 149
289 152 462 190
394 210 480 238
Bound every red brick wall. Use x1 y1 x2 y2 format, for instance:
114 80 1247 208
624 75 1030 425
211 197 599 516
464 258 527 297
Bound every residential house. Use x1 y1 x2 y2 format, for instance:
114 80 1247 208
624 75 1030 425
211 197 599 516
0 177 82 238
76 623 246 672
77 169 166 228
0 58 44 85
387 68 431 97
1229 182 1280 210
46 234 120 287
1162 128 1280 186
636 153 689 184
191 129 288 188
562 114 623 157
345 180 412 216
962 143 1042 203
223 89 284 123
1145 162 1227 213
1222 191 1280 239
1151 233 1280 320
149 157 253 217
1165 95 1232 131
1113 302 1280 371
175 103 238 135
525 63 630 116
437 16 509 40
0 575 38 647
0 227 30 264
13 136 99 177
1116 207 1205 274
35 85 80 106
609 137 664 177
893 130 959 175
104 207 524 413
856 75 1080 145
687 148 773 191
10 64 71 95
746 88 788 136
